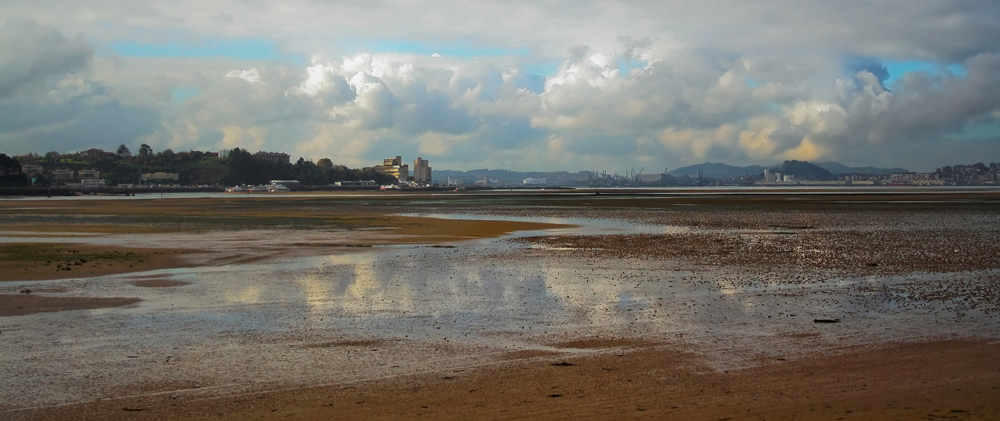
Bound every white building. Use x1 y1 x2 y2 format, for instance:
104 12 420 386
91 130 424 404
82 179 106 188
270 180 300 190
523 177 547 186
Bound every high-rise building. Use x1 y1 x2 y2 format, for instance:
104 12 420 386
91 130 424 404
374 156 409 182
414 157 432 183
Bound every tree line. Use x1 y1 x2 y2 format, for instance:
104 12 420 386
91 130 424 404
1 145 398 187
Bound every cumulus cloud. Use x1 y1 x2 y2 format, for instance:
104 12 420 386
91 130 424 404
226 68 260 84
822 54 1000 147
787 101 848 135
149 45 1000 170
0 20 161 154
781 137 826 161
737 116 781 160
2 2 1000 171
660 125 738 160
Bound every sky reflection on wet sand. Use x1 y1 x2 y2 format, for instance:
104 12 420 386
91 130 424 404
1 213 998 412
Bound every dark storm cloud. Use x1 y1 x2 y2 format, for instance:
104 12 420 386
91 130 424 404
0 19 91 98
0 20 164 154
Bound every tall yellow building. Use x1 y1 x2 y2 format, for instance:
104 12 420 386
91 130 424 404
374 156 409 182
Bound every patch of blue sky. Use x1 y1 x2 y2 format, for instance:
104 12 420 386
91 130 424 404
884 61 966 86
520 59 561 77
617 59 648 77
170 87 200 105
744 76 760 89
107 37 306 64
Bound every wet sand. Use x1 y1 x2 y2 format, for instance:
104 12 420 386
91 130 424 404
0 197 568 283
0 294 141 317
17 339 998 420
0 243 206 282
132 278 191 288
2 190 1000 419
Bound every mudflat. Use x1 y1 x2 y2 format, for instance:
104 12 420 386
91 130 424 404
2 189 999 420
0 243 205 282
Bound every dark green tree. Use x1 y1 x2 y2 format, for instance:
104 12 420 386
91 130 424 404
225 148 258 185
160 149 176 167
138 143 152 165
42 152 59 170
0 154 28 186
293 158 324 185
116 144 132 157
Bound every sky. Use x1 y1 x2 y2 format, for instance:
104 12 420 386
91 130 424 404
1 1 999 172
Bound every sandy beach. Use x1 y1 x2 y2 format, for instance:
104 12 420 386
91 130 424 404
2 189 999 419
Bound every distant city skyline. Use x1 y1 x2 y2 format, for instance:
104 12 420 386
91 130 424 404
1 2 999 173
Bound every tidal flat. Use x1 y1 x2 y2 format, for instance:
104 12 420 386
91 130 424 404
2 189 1000 420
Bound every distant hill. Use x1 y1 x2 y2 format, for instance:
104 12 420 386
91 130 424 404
668 162 766 178
775 160 834 180
672 161 909 179
813 162 910 174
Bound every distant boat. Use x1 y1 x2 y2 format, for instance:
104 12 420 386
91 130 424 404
225 186 244 192
269 184 290 192
380 185 399 191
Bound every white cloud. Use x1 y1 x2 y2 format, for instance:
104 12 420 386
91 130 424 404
2 2 1000 171
226 68 260 84
787 101 848 135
